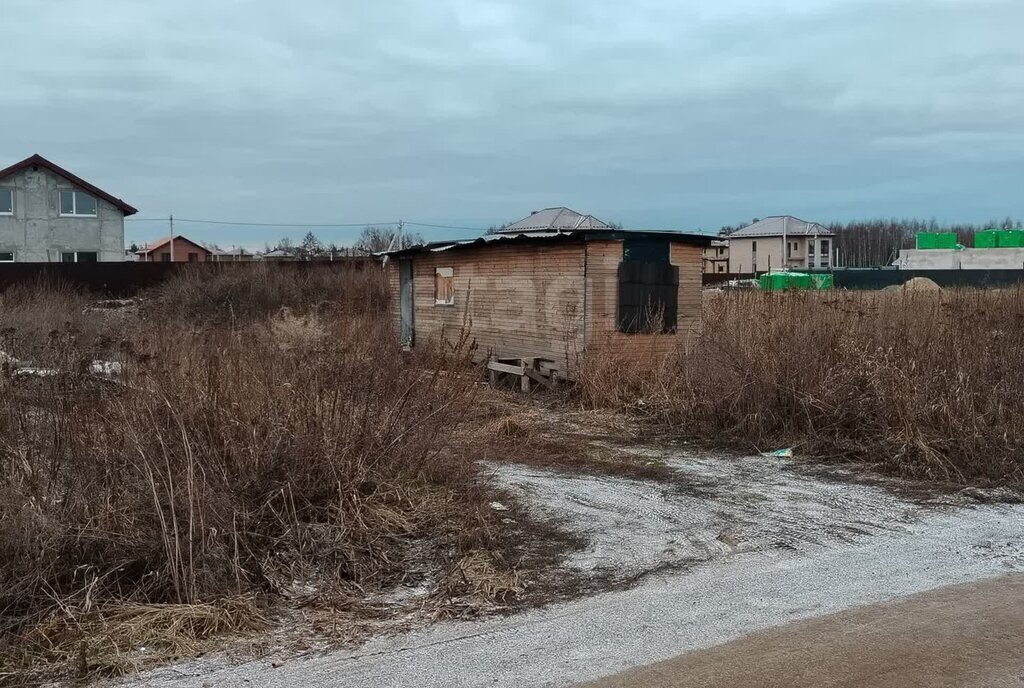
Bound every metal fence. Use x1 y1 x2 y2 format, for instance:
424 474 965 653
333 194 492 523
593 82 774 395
703 268 1024 290
0 258 375 296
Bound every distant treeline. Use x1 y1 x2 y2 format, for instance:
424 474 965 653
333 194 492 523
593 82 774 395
721 217 1024 268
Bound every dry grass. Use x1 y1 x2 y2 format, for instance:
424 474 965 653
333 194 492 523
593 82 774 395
0 265 520 683
582 288 1024 486
3 598 268 684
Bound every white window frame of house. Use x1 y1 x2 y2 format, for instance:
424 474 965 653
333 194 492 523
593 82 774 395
60 251 99 263
58 190 99 217
434 266 455 305
0 188 13 216
0 250 14 262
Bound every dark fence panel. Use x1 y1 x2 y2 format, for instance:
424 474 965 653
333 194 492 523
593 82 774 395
0 258 375 297
702 272 756 286
703 269 1024 290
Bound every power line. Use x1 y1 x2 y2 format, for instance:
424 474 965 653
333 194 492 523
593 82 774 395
125 217 400 227
405 221 490 232
124 216 491 232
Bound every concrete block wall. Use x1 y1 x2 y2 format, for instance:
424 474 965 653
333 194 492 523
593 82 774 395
896 248 1024 270
0 167 125 262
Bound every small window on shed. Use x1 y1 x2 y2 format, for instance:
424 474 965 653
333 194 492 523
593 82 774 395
434 267 454 305
0 189 12 215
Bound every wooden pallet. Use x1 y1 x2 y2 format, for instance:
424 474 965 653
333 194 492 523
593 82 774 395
486 356 560 392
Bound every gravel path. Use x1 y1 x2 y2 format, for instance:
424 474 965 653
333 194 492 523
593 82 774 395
121 455 1024 687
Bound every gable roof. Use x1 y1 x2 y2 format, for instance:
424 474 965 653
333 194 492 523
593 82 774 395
728 216 832 238
136 235 212 254
497 207 613 233
0 154 138 216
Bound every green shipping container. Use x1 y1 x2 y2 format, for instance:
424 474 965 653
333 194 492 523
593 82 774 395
916 232 958 250
998 230 1024 248
759 273 788 292
759 272 831 292
975 230 999 249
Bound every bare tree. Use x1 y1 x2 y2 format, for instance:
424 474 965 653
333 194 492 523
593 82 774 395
354 225 424 253
301 231 324 255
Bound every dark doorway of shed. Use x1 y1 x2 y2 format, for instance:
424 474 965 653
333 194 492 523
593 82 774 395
399 258 414 347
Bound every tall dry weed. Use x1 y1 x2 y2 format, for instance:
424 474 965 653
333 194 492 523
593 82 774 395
0 267 493 681
581 288 1024 484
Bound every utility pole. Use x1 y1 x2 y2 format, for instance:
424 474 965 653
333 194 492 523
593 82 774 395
169 214 174 262
782 216 788 271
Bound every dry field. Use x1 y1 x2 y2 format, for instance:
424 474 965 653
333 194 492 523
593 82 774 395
0 265 547 684
582 287 1024 486
3 273 1023 686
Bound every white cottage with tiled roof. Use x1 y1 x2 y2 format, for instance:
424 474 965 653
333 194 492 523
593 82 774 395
726 216 833 273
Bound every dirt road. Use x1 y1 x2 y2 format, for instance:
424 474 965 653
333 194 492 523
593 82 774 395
121 454 1024 687
585 574 1024 688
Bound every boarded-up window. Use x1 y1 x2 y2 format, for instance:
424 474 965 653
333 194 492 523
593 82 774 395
435 267 454 305
617 261 679 333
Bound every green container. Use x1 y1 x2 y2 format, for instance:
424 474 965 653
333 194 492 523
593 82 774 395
998 230 1024 248
759 272 830 292
975 230 999 249
916 232 958 250
759 273 787 292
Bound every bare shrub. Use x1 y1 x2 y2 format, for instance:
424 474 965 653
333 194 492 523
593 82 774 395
581 289 1024 485
0 271 499 681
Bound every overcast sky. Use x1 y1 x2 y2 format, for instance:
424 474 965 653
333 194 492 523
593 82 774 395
2 0 1022 248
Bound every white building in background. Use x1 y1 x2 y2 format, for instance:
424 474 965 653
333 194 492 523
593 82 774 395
702 239 730 273
725 216 834 273
894 248 1024 270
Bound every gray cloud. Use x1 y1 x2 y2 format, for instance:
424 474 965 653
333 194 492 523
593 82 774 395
2 0 1021 247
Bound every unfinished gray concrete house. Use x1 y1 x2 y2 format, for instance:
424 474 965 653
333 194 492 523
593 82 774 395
0 154 138 262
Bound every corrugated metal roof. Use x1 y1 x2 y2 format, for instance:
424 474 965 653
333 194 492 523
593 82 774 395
496 207 613 233
380 228 713 256
728 216 833 238
422 231 563 252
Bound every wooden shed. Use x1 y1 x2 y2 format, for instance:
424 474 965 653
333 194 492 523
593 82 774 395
383 223 711 382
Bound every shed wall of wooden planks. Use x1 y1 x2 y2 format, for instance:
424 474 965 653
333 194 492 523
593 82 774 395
386 238 704 378
393 242 588 375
